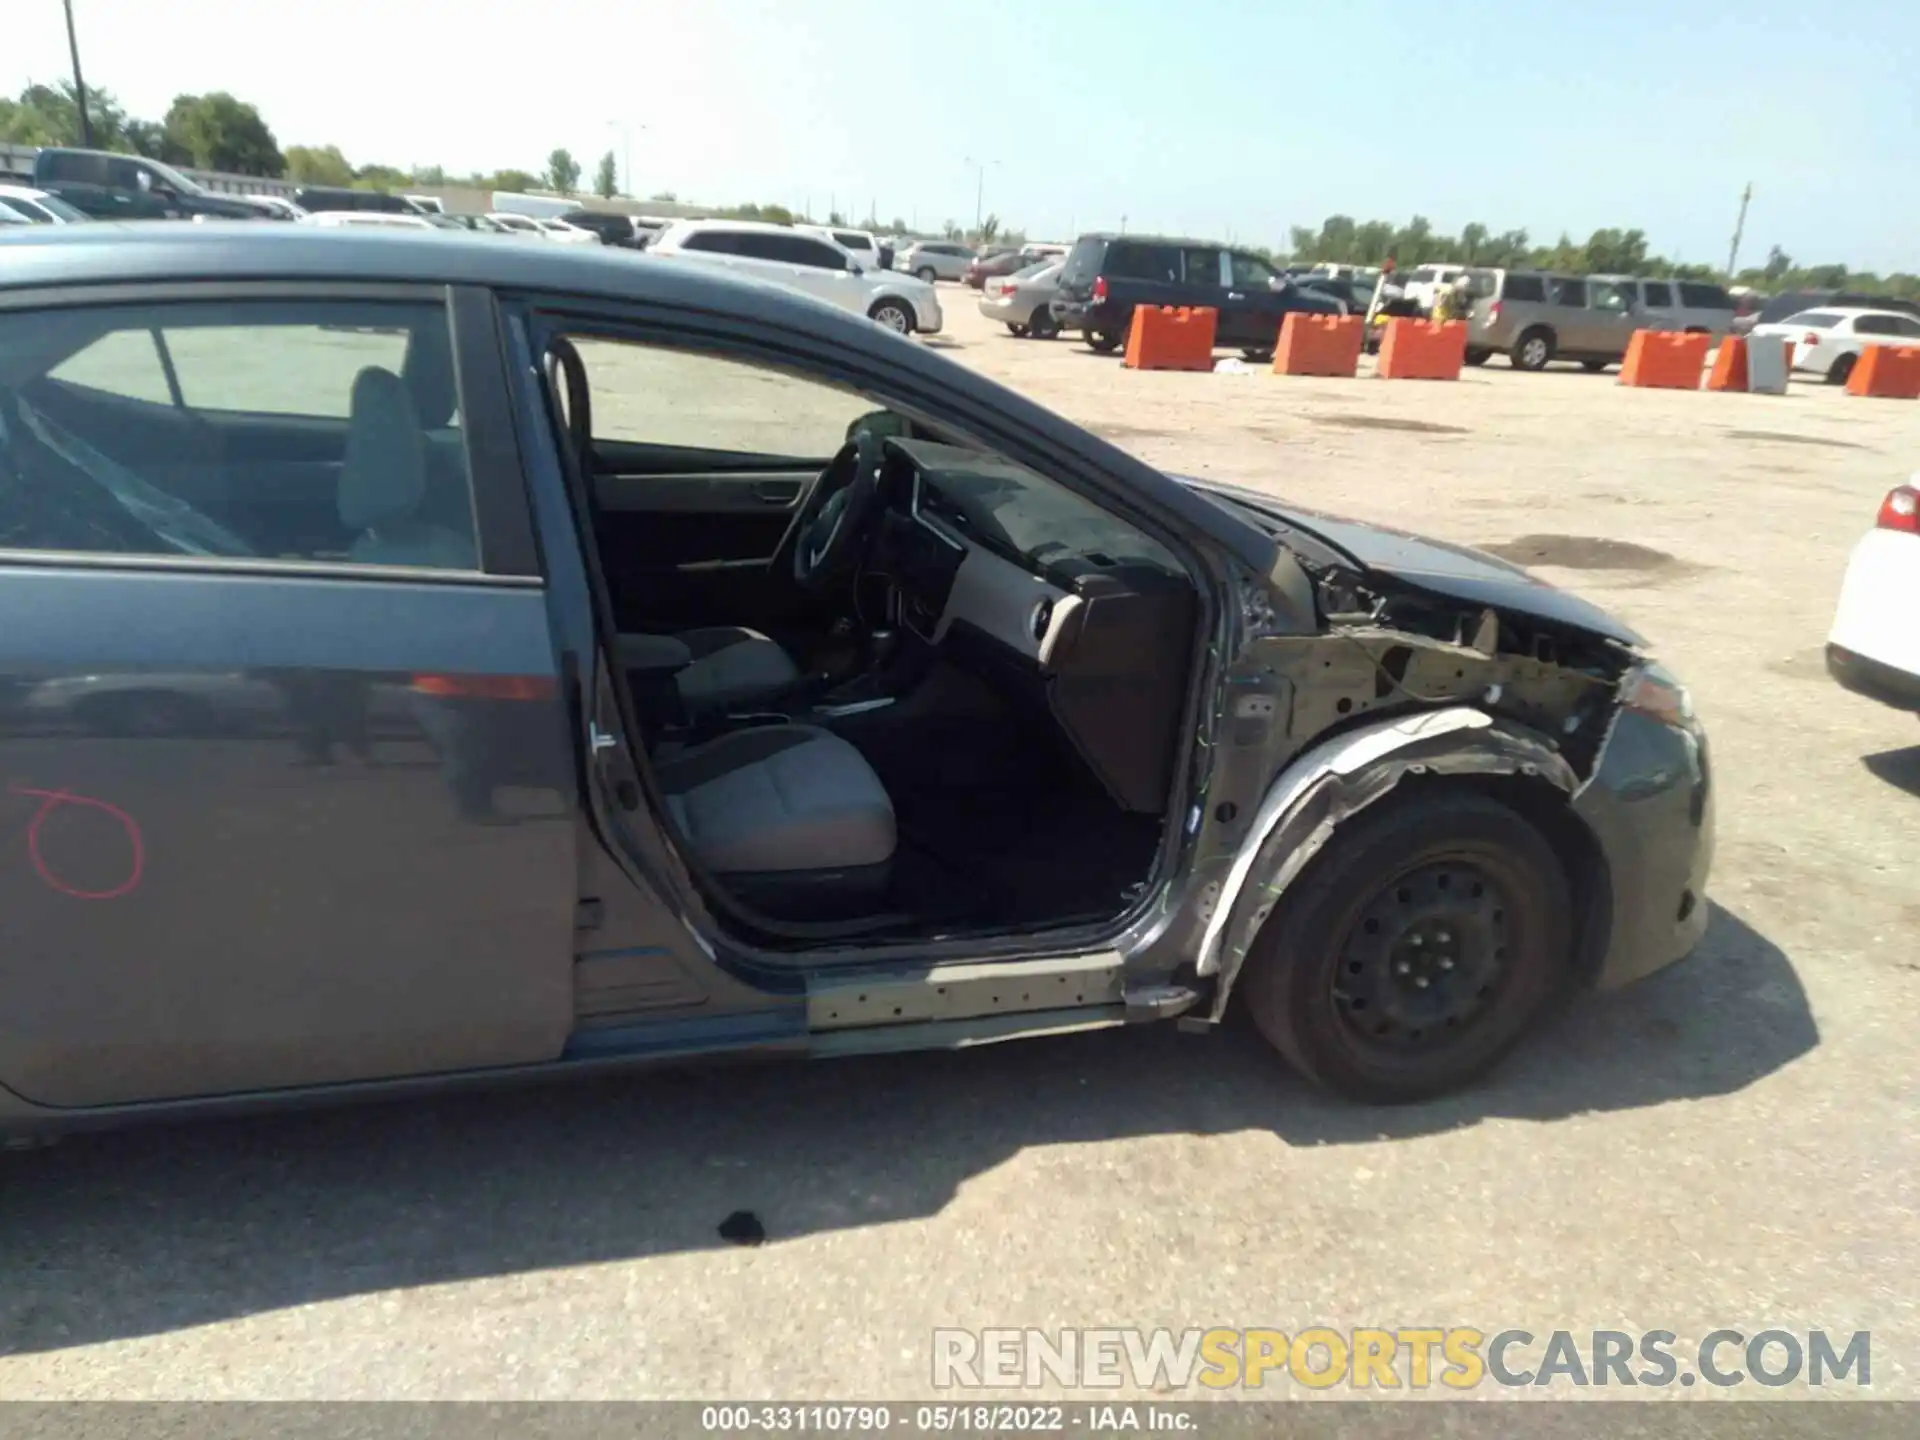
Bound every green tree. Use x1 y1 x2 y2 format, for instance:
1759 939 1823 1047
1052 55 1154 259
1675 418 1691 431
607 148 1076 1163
977 214 1001 244
1763 245 1793 284
161 92 282 176
352 164 412 193
123 118 189 165
594 150 618 199
490 169 542 193
412 164 447 187
284 144 355 186
0 80 127 148
1458 221 1488 262
546 148 580 194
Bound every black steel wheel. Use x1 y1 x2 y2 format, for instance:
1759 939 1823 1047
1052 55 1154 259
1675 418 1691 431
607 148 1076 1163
1027 305 1060 340
1240 791 1572 1104
1087 330 1123 354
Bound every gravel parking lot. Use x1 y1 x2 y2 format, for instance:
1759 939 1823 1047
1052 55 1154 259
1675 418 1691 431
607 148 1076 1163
2 286 1917 1402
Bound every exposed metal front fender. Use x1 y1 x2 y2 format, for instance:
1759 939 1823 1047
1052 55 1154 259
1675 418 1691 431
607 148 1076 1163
1197 706 1579 1021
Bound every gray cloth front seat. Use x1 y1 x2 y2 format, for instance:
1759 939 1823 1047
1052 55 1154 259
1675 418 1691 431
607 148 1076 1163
654 724 895 910
616 628 800 714
339 367 477 569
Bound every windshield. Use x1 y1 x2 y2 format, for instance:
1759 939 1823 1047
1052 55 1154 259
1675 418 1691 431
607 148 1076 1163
26 192 90 223
146 159 205 196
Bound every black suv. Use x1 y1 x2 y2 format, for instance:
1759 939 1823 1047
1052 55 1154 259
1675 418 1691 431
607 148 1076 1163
1052 233 1342 358
33 148 264 221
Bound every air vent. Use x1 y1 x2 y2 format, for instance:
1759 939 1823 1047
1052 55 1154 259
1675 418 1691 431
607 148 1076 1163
1030 598 1055 644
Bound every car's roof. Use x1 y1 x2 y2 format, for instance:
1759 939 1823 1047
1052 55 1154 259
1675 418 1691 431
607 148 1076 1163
1076 232 1222 248
668 218 834 237
0 222 841 320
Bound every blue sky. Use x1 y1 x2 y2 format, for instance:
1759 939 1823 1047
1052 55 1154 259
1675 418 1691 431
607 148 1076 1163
8 0 1918 271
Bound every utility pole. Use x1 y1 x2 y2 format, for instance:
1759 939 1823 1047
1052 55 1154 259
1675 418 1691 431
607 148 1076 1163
1726 181 1752 279
64 0 93 148
963 156 997 236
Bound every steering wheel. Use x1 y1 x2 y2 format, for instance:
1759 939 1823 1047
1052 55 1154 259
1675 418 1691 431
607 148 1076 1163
793 427 887 591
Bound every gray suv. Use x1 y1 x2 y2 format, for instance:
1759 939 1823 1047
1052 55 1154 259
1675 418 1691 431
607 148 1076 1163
1466 270 1736 371
896 240 974 283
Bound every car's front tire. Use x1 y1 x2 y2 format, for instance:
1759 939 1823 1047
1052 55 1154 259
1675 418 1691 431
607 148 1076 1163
868 298 914 334
1239 791 1572 1105
914 266 937 283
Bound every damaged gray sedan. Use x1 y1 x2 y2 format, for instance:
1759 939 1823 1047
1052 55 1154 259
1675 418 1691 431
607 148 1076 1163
0 226 1709 1134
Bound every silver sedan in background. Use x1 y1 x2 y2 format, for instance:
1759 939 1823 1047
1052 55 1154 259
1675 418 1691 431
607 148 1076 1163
977 260 1064 339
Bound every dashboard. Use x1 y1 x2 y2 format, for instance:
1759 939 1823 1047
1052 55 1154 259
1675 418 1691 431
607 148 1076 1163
868 438 1184 667
864 438 1199 814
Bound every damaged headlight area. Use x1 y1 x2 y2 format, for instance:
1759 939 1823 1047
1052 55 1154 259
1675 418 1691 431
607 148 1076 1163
1620 661 1697 731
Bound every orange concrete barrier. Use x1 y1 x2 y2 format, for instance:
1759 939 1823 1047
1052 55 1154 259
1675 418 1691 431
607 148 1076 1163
1844 344 1920 399
1376 318 1466 381
1273 313 1364 377
1706 336 1747 392
1124 306 1217 372
1619 330 1709 390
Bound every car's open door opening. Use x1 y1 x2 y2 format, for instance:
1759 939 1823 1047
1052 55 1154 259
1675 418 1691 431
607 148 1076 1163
534 323 1207 955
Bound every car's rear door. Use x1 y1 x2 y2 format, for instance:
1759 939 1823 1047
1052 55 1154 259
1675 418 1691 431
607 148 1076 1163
0 283 580 1109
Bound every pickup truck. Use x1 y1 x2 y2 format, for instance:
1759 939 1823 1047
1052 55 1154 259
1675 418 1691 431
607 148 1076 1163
32 147 266 222
0 223 1714 1134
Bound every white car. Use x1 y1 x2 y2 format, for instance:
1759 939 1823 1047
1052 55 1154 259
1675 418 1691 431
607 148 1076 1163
1752 307 1920 386
232 194 307 221
485 211 597 243
299 211 436 230
648 219 942 334
0 183 90 225
797 223 885 271
1828 478 1920 713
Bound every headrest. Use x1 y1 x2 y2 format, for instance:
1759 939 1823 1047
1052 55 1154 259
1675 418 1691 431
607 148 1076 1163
338 366 427 534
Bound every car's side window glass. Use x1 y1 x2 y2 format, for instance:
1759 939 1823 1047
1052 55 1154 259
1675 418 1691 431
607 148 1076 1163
1 300 477 571
1108 245 1179 283
1892 317 1920 337
1230 252 1278 289
168 325 410 417
1641 281 1674 307
780 237 846 270
48 329 176 405
1551 277 1588 307
574 339 876 461
1503 274 1545 302
1591 281 1634 312
1852 316 1893 335
1181 249 1223 286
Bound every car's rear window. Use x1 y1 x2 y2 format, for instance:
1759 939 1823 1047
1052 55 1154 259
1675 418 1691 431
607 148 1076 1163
1500 273 1546 302
1059 237 1109 287
1787 312 1842 328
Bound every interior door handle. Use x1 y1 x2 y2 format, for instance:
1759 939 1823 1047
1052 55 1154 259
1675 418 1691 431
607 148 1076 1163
753 480 801 505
